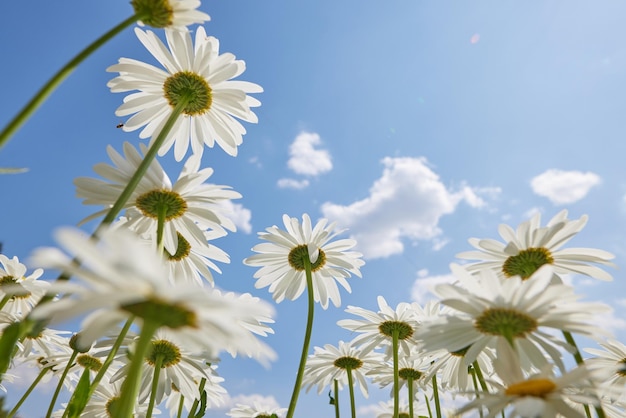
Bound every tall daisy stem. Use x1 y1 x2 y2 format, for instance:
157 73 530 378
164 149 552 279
407 377 414 418
424 393 432 418
333 379 340 418
46 350 78 417
8 367 49 418
146 355 164 418
471 360 489 392
562 331 605 418
392 329 400 418
346 367 357 418
285 257 315 418
115 320 159 418
0 14 140 151
431 374 442 418
187 377 207 417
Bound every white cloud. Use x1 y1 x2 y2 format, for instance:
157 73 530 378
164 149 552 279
287 132 332 176
277 178 310 190
218 200 252 234
205 393 282 417
530 169 601 205
410 268 457 305
320 157 498 259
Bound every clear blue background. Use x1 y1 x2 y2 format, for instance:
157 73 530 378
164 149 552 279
1 1 626 416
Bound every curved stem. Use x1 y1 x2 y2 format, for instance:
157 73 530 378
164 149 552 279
115 320 159 418
8 367 49 418
0 14 140 151
146 355 164 418
333 379 340 418
46 350 78 417
345 368 356 418
392 329 399 418
285 257 316 418
187 377 206 417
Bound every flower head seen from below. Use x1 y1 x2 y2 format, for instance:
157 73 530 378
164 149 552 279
107 26 262 161
302 340 383 398
338 296 421 358
132 0 210 30
244 214 364 309
0 254 48 318
585 339 626 388
456 210 615 281
419 264 610 373
29 226 276 364
227 401 287 418
75 142 240 256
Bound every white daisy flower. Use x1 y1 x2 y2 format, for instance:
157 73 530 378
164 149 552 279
227 402 287 418
373 399 430 418
164 370 226 417
0 254 49 317
367 347 431 397
585 339 626 390
456 210 614 281
75 142 241 255
418 264 610 373
29 226 276 364
455 341 602 418
110 329 225 406
244 214 364 309
107 26 262 160
132 0 210 30
337 296 420 358
303 340 383 398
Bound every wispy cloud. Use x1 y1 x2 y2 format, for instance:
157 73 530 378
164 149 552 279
530 169 601 205
219 200 252 234
410 268 457 305
321 157 499 259
277 178 310 190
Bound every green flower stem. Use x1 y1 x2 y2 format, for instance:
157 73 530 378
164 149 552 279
187 377 207 417
469 365 484 418
424 393 432 418
407 377 414 418
431 374 442 418
471 361 488 392
392 329 400 418
562 331 605 418
345 367 356 418
98 97 189 229
0 14 140 151
333 379 340 418
8 367 49 418
0 295 12 312
146 354 164 418
46 350 78 417
116 320 159 418
176 395 185 418
285 257 316 418
156 204 167 255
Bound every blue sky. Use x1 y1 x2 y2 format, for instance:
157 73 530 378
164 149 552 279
2 1 626 417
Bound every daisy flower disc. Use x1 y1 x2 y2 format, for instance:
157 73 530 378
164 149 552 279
456 210 615 281
244 214 364 309
132 0 211 30
107 27 262 161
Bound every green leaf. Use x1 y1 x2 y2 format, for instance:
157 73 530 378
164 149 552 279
192 389 207 418
66 369 92 418
0 320 30 375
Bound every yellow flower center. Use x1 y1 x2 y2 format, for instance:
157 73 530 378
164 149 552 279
505 378 557 398
135 189 188 221
131 0 174 28
502 247 554 279
163 71 213 116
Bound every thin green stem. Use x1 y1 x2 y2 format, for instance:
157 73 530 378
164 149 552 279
469 366 484 418
115 320 159 418
177 394 185 418
333 379 340 418
431 374 442 418
0 14 140 151
146 354 164 418
345 367 356 418
471 361 489 392
562 331 604 418
46 350 78 417
407 377 414 418
8 367 49 418
0 295 12 312
285 257 316 418
156 204 167 255
187 377 207 418
392 329 399 418
424 393 432 418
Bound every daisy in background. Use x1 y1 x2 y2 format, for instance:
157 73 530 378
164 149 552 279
418 264 610 374
108 26 262 161
584 339 626 404
132 0 210 30
75 142 240 256
373 398 430 418
227 401 287 418
244 213 364 309
0 254 49 317
455 340 604 418
456 209 614 281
